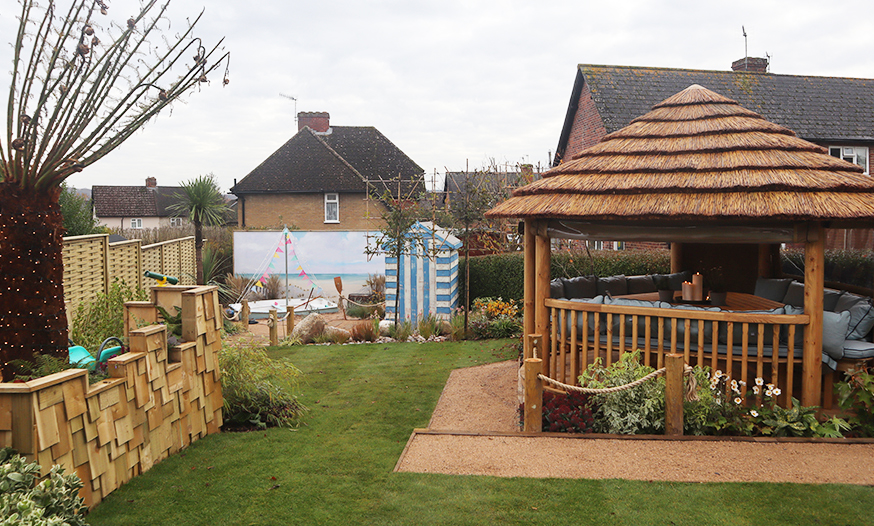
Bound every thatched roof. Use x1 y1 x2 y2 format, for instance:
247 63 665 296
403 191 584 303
487 85 874 223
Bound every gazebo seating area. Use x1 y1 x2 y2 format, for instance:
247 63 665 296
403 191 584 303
545 272 874 405
487 84 874 408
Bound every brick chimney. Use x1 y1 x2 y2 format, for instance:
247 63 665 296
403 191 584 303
731 56 769 73
145 177 157 188
298 111 330 133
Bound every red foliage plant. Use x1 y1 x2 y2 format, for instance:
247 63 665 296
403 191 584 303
541 390 596 433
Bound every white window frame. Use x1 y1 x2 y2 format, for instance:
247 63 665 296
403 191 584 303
324 193 339 223
130 218 143 229
170 217 183 227
829 146 869 175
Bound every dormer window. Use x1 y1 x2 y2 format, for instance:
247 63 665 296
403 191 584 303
830 146 869 175
324 193 339 223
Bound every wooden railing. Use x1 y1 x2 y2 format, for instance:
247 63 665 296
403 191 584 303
544 298 811 406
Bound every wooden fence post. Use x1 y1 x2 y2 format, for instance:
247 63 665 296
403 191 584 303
526 333 542 360
286 306 295 336
665 353 684 436
523 357 543 432
269 308 279 346
241 300 250 332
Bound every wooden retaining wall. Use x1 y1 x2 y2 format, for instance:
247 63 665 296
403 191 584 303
0 285 223 508
62 234 196 314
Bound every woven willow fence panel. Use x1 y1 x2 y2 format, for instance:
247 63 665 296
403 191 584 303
62 235 195 313
62 235 109 315
107 240 142 292
0 286 223 509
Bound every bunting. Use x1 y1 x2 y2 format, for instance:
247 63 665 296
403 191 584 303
251 228 319 291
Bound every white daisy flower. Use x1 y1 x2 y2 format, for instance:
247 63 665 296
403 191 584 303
773 388 782 396
734 397 742 405
753 386 761 395
715 370 723 378
755 378 764 386
731 380 738 390
750 410 759 417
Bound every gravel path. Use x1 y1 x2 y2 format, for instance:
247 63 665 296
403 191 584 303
396 360 874 485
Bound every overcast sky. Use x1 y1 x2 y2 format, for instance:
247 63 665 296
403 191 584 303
2 0 873 193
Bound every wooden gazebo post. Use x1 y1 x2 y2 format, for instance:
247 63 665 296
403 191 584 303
523 219 536 359
802 222 825 406
534 221 551 374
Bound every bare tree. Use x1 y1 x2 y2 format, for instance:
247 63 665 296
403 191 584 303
0 1 230 379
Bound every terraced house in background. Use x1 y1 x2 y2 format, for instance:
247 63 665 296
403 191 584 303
230 112 423 231
554 57 874 250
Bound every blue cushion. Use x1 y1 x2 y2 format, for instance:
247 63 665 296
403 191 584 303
834 292 865 313
822 310 850 360
843 339 874 360
845 299 874 340
823 289 845 312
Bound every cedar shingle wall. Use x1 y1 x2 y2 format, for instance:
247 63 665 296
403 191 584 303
0 286 223 509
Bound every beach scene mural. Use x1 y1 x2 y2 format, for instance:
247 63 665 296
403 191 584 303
233 230 385 301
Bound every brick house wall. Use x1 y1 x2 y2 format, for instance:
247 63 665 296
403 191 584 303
238 192 388 231
562 82 608 162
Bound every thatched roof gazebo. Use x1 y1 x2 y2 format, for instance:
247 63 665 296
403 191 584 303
487 84 874 406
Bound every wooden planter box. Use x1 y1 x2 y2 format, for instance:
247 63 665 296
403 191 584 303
0 285 224 508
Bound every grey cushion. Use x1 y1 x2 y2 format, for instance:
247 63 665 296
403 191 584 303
845 299 874 340
653 271 692 291
597 274 628 297
626 275 657 294
823 289 845 312
782 281 846 311
568 295 605 332
834 292 865 313
719 307 785 345
782 281 805 307
605 297 657 335
822 310 850 360
843 339 874 360
782 305 806 348
550 279 565 299
754 278 794 302
562 276 598 299
669 304 721 343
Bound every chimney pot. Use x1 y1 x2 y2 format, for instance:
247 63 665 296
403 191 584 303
298 111 330 133
731 57 769 73
145 176 157 188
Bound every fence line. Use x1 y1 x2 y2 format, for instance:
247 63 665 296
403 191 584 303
62 234 195 315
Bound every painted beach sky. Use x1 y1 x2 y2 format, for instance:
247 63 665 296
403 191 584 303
233 231 385 298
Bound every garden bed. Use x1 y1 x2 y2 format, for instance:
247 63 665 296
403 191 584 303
394 360 874 484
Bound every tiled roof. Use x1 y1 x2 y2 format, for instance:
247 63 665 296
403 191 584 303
557 65 874 161
231 126 423 197
92 186 183 217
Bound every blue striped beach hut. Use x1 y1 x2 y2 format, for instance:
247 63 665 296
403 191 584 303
385 221 461 321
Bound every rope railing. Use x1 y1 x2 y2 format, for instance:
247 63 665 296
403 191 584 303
536 364 693 395
522 333 693 435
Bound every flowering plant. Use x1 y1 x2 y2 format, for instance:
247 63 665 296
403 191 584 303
697 371 848 437
469 297 522 339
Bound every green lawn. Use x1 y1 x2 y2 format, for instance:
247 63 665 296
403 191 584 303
86 339 874 526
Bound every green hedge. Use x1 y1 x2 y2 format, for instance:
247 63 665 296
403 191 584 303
458 249 671 305
457 248 874 307
782 249 874 290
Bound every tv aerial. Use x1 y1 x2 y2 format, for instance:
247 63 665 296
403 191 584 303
279 93 297 121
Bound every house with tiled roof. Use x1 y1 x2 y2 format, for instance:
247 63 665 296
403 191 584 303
554 57 874 249
92 177 189 230
230 112 424 230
